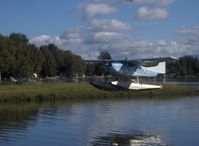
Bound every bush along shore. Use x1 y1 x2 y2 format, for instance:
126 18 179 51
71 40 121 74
0 82 199 102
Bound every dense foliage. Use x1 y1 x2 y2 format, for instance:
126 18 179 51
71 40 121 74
167 56 199 76
0 33 85 79
85 50 112 76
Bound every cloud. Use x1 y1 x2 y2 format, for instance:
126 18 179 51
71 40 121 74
134 0 174 6
177 26 199 38
131 0 174 22
30 33 83 50
158 39 166 46
93 32 124 43
84 0 174 6
30 35 62 47
30 23 191 59
58 18 132 46
84 0 133 4
176 26 199 54
30 26 191 59
30 34 189 59
91 19 131 31
28 0 195 60
136 7 168 20
79 3 118 19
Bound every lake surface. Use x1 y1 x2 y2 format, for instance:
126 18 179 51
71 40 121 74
0 96 199 146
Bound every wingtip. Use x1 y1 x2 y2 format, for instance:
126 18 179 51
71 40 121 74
170 56 178 60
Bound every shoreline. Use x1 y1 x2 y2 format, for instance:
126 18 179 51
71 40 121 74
0 82 198 103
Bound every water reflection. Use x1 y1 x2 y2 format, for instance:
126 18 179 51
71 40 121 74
0 103 39 142
92 132 167 146
0 97 199 146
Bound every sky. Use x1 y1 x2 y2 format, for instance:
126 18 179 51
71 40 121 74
1 0 199 59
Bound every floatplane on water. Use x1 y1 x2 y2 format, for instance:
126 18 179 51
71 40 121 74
86 57 177 91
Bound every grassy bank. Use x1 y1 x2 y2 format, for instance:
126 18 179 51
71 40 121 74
0 82 198 102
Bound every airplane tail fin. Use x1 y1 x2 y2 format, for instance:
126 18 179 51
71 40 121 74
145 62 166 74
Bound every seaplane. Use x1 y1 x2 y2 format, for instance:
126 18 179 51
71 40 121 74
86 57 177 91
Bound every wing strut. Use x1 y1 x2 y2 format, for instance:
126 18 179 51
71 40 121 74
131 76 140 84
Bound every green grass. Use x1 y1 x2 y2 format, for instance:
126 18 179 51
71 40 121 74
0 82 198 102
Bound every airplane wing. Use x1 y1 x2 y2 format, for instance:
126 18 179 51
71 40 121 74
84 60 111 64
136 56 177 62
85 56 177 66
125 56 177 66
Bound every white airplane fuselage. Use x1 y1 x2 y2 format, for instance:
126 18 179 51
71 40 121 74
110 61 166 77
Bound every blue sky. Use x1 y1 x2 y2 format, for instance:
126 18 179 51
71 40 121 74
1 0 199 59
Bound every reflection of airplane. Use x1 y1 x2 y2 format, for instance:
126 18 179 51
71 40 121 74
91 132 164 146
86 57 177 91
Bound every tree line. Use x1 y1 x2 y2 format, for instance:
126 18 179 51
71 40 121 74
0 33 198 80
0 33 85 80
167 56 199 77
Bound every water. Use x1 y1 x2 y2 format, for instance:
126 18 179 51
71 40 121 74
0 97 199 146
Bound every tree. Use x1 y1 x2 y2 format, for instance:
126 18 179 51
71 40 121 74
28 44 43 74
98 50 112 60
70 55 85 75
60 50 85 76
40 45 58 77
0 35 16 78
0 33 87 78
91 50 112 76
167 56 199 76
